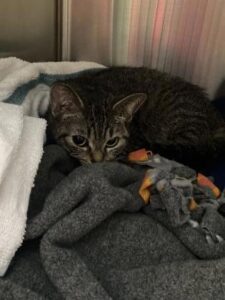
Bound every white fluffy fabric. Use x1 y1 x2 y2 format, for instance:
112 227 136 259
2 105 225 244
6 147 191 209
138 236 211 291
22 84 50 117
0 103 46 276
0 57 105 117
0 57 105 276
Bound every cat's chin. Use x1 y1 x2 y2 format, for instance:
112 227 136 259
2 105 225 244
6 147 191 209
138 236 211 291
79 158 115 164
79 159 92 165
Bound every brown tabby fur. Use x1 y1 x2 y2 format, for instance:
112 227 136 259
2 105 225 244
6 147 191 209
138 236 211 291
47 67 225 169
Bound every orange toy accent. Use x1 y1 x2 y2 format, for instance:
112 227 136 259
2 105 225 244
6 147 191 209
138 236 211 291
197 173 220 198
139 175 152 204
128 148 152 162
128 149 221 208
188 198 198 211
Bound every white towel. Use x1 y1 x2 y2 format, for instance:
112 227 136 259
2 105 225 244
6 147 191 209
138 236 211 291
0 57 105 117
0 103 46 276
22 84 50 117
0 104 23 185
0 57 105 276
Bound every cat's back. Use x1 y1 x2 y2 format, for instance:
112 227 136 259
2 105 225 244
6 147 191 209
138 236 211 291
95 68 224 136
71 66 215 113
64 67 222 131
68 66 208 104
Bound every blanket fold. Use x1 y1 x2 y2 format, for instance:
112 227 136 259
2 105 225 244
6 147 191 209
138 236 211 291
2 145 225 299
0 103 46 276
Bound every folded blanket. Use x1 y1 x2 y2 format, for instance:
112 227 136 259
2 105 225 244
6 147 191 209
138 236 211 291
1 145 225 299
0 103 46 276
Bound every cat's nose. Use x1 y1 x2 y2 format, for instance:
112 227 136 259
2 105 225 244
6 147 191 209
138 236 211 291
92 151 104 162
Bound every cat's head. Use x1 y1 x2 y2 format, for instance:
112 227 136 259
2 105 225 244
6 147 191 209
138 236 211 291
48 83 146 164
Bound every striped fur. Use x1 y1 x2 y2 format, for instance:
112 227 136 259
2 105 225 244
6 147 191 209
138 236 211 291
48 67 225 168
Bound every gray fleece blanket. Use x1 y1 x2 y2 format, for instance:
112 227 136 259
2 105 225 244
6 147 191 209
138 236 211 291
1 145 225 300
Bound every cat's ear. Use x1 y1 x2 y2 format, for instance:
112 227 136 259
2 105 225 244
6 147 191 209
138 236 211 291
50 83 84 118
113 93 147 122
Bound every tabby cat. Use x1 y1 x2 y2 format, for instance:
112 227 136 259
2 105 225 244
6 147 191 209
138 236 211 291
47 67 225 169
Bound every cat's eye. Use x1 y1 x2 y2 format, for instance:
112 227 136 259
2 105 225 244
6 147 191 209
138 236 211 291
72 135 88 147
106 137 119 148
